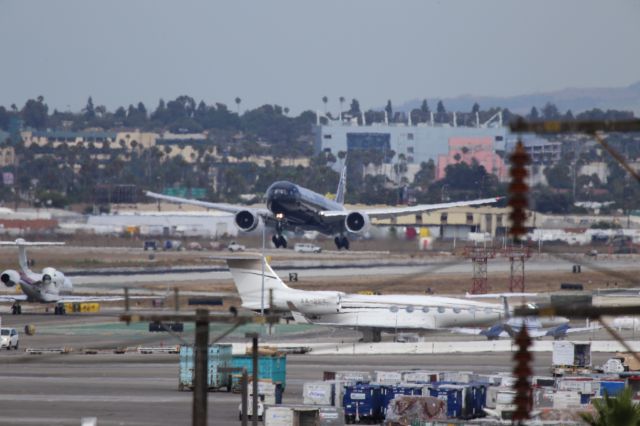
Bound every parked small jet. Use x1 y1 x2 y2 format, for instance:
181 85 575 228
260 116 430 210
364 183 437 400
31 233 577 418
451 298 591 340
226 256 509 342
0 239 142 315
147 165 500 250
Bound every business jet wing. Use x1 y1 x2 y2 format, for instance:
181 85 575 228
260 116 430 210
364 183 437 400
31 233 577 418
286 301 313 324
145 191 272 217
320 197 502 219
56 294 161 303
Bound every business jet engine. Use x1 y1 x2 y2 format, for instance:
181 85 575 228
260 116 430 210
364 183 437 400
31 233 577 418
0 270 20 287
345 211 371 234
234 210 259 232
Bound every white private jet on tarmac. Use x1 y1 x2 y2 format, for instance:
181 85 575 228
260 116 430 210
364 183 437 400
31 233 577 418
0 239 143 315
226 256 511 342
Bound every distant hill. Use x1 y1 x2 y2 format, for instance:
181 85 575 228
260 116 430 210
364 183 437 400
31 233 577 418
398 81 640 115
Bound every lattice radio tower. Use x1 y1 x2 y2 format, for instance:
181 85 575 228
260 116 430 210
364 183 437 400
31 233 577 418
465 245 496 294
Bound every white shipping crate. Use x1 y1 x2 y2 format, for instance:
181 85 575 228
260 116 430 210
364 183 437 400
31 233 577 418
303 381 335 406
402 371 439 383
553 341 576 366
334 371 371 383
496 390 516 405
553 390 582 409
374 371 402 384
442 371 477 383
264 406 294 426
251 382 278 405
558 378 595 394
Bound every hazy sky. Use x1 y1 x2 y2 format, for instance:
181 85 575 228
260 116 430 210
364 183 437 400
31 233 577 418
1 0 639 114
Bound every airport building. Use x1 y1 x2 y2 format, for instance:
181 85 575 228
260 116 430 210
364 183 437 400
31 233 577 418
313 115 508 169
436 137 508 181
371 206 520 239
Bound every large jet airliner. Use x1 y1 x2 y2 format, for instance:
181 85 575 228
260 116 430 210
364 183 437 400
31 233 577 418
0 239 148 315
226 256 510 342
146 166 500 250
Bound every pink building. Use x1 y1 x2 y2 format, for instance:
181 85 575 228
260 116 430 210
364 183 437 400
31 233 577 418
436 137 507 181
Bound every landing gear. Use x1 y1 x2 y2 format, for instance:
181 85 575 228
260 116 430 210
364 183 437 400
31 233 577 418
54 303 66 315
272 235 288 249
11 303 22 315
334 236 350 250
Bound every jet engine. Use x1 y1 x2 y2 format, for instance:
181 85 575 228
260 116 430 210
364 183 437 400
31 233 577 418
0 270 20 287
234 210 260 232
344 211 371 234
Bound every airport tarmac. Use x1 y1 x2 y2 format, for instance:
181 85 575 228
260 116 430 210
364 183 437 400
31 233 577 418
0 313 625 425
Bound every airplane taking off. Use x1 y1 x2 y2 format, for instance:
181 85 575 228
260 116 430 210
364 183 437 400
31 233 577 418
146 165 500 250
226 256 509 342
0 239 140 315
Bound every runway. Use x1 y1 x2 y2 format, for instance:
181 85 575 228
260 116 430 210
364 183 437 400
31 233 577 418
68 254 640 287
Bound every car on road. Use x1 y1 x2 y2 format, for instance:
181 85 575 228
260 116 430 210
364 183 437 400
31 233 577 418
0 328 19 350
293 243 322 253
227 241 246 252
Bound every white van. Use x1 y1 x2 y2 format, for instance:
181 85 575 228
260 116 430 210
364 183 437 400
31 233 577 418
294 243 322 253
0 328 19 350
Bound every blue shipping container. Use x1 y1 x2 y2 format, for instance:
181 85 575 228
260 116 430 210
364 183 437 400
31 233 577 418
343 384 385 424
600 381 626 397
178 344 232 391
231 354 287 390
429 386 462 418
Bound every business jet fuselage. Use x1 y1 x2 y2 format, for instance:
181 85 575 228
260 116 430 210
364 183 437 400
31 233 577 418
227 257 506 342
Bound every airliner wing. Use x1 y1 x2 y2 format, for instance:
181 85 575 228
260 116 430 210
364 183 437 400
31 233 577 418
320 197 502 219
145 191 271 217
0 295 28 302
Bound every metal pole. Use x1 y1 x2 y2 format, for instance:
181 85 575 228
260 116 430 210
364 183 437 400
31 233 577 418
241 369 249 426
192 309 209 426
123 287 129 312
261 223 266 315
252 334 259 426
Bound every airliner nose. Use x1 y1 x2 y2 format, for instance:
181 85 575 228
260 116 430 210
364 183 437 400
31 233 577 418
267 182 300 202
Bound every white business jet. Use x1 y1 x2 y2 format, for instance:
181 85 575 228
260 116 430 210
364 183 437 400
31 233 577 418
226 256 509 342
0 239 139 314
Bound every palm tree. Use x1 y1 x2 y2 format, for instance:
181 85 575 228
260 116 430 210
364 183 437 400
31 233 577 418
322 96 328 114
339 96 345 119
581 388 640 426
235 97 241 115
